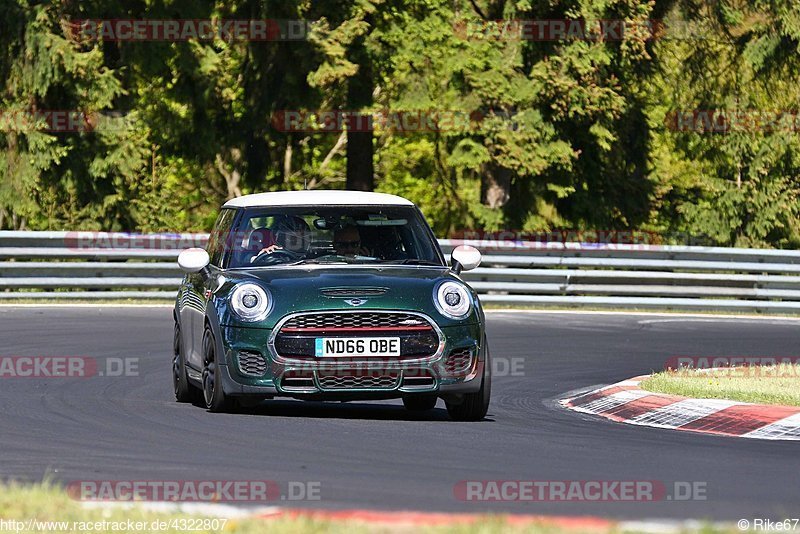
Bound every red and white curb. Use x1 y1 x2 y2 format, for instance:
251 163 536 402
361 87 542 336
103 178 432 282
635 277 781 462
561 375 800 440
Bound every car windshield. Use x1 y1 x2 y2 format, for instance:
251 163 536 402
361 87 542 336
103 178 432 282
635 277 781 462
221 205 444 269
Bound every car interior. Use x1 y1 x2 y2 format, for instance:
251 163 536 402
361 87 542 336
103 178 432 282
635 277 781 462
231 213 421 266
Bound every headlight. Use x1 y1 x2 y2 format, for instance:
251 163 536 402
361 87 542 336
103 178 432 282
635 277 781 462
434 281 472 319
230 283 272 322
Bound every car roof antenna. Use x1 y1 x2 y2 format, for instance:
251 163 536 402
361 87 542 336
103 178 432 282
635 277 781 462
304 178 308 190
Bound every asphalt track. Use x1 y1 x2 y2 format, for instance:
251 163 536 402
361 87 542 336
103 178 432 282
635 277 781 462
0 306 798 521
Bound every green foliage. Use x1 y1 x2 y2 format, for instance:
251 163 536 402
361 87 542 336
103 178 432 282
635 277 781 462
646 0 800 246
1 0 799 249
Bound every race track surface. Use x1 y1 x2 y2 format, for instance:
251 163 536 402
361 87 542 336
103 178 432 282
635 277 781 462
0 306 798 521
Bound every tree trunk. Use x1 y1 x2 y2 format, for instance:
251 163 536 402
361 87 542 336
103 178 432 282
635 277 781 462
215 148 243 200
345 38 374 191
284 138 293 181
481 163 512 208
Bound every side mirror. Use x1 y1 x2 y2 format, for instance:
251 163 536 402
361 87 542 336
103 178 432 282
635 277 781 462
451 245 482 273
178 248 210 274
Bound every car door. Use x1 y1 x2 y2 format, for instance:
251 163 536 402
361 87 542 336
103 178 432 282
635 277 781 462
183 208 237 371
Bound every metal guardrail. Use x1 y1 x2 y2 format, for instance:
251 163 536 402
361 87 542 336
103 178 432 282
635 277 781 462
3 231 800 313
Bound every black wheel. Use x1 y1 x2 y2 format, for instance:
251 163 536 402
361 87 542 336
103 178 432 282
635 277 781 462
446 343 491 422
173 322 202 403
201 327 237 413
402 394 438 411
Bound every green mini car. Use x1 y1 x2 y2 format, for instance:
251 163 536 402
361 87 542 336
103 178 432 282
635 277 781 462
173 190 490 421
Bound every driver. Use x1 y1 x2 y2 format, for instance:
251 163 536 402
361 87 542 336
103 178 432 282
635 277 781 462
251 215 311 262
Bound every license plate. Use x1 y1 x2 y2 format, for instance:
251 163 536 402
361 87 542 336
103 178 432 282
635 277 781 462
315 337 401 357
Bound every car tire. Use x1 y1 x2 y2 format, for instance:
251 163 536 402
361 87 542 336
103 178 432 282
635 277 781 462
402 394 438 411
173 322 202 404
201 326 237 413
445 342 491 422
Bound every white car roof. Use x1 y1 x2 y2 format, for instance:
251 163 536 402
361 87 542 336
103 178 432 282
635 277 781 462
223 190 415 208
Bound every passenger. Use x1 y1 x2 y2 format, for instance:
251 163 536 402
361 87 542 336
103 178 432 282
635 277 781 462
333 225 371 256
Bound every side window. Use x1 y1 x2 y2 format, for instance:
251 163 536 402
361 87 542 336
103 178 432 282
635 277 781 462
207 208 237 267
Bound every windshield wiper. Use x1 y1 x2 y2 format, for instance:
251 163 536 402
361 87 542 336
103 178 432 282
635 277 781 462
289 258 347 265
386 259 442 266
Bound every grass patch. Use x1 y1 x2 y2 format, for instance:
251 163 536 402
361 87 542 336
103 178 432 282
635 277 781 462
641 364 800 406
0 482 740 533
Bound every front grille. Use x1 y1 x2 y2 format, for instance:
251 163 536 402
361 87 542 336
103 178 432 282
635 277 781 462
237 351 267 376
320 287 388 298
281 312 431 331
317 371 400 390
272 311 441 361
444 348 474 377
274 335 438 360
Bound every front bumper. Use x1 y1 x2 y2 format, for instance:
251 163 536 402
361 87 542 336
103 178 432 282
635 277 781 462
217 316 484 399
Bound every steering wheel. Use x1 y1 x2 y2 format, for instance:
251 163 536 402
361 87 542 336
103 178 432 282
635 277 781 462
250 249 301 266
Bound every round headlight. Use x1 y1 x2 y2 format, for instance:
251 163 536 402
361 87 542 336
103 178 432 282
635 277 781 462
230 283 272 322
434 281 472 319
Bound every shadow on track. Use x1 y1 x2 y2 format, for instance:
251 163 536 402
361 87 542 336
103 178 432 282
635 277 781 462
221 399 496 422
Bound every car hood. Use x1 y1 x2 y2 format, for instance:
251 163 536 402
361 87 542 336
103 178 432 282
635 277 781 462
215 265 479 328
